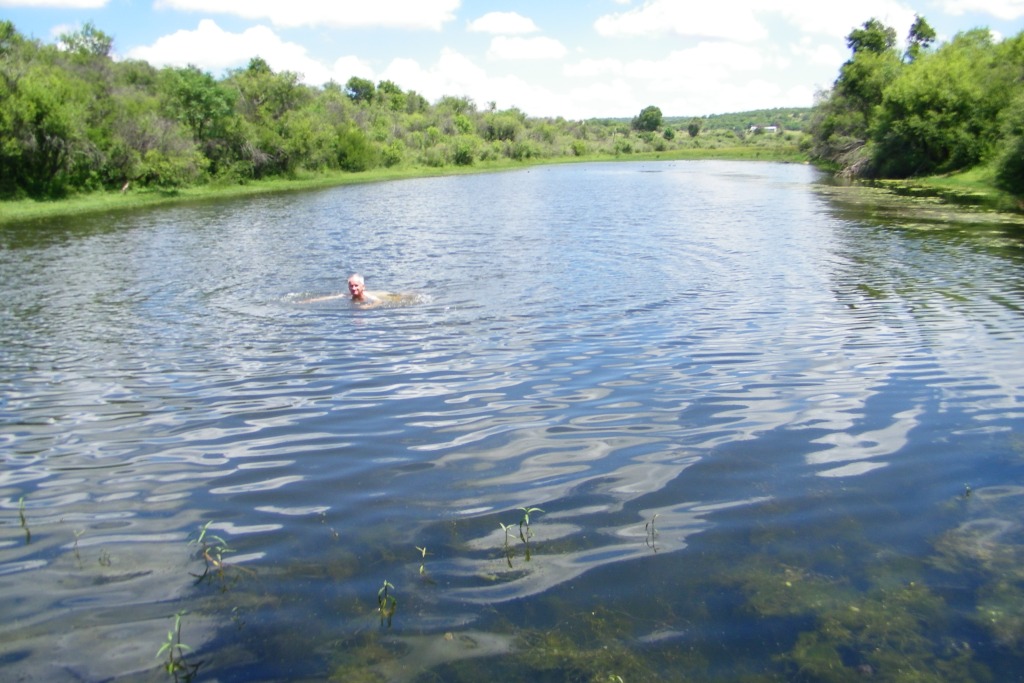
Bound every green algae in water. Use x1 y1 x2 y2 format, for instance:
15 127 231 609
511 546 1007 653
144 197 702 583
781 582 984 683
723 549 988 682
930 485 1024 659
328 630 515 683
731 562 859 618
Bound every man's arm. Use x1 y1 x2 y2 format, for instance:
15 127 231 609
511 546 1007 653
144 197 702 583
298 293 348 304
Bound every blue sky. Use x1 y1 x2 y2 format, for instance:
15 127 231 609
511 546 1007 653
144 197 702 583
1 0 1021 119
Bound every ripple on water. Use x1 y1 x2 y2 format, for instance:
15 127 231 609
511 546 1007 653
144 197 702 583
1 161 1023 680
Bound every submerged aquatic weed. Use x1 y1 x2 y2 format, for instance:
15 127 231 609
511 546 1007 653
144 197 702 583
976 579 1024 651
514 625 657 683
377 579 397 628
780 581 981 683
18 496 30 544
72 529 85 567
156 611 200 681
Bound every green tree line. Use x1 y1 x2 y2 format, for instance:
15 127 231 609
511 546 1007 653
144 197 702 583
809 16 1024 194
0 20 803 200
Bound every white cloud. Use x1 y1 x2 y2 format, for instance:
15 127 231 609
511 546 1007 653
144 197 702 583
330 55 375 84
488 36 568 60
771 1 918 40
0 0 106 6
380 48 489 103
566 40 822 116
152 0 460 30
594 1 768 42
49 22 74 39
557 78 639 119
125 19 346 84
376 48 571 116
593 0 923 44
564 58 624 78
792 41 844 68
938 0 1024 19
467 11 539 34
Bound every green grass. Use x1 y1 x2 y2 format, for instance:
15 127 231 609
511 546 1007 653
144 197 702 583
876 164 1023 212
0 147 810 227
0 164 513 226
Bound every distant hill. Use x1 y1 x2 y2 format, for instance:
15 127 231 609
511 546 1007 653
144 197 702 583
666 107 813 132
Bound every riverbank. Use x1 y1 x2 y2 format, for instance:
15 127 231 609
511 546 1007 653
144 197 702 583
874 165 1024 214
0 147 808 227
7 145 1017 227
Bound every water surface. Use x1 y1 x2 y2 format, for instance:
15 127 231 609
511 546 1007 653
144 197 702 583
2 161 1024 681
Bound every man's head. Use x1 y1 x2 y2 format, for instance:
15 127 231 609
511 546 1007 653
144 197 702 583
348 273 366 299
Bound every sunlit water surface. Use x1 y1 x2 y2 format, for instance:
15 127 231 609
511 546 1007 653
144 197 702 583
2 161 1024 681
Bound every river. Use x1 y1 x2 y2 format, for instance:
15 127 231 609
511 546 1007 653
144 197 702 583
2 160 1024 682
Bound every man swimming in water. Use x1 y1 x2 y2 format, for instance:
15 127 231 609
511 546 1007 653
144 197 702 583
300 273 392 306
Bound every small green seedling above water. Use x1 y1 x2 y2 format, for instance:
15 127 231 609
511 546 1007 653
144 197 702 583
519 507 544 562
645 513 660 552
416 545 429 576
499 522 517 568
518 507 543 543
190 520 253 584
156 611 200 681
377 579 397 628
18 496 30 544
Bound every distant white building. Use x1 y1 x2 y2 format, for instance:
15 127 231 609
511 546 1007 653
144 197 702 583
749 125 779 133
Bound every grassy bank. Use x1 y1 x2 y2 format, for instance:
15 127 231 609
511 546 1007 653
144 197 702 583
0 146 803 227
875 164 1023 213
0 162 513 226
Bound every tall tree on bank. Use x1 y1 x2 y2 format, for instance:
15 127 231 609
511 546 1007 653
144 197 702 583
904 15 937 63
809 18 902 176
632 105 663 132
872 29 1007 177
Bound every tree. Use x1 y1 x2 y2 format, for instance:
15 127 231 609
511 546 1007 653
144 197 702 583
872 29 1007 177
2 61 93 195
808 18 902 175
632 105 662 132
377 79 406 111
846 18 897 55
345 76 375 103
58 21 113 58
483 112 522 142
160 65 233 143
436 95 476 116
905 15 937 63
687 117 703 138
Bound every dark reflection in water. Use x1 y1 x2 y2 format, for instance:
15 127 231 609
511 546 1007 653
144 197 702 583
2 161 1024 681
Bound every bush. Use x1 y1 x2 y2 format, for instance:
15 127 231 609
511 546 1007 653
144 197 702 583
995 136 1024 195
336 127 379 172
510 140 539 160
381 140 405 167
137 148 208 188
450 135 478 166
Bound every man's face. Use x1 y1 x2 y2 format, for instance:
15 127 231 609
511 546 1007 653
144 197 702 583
348 278 365 298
